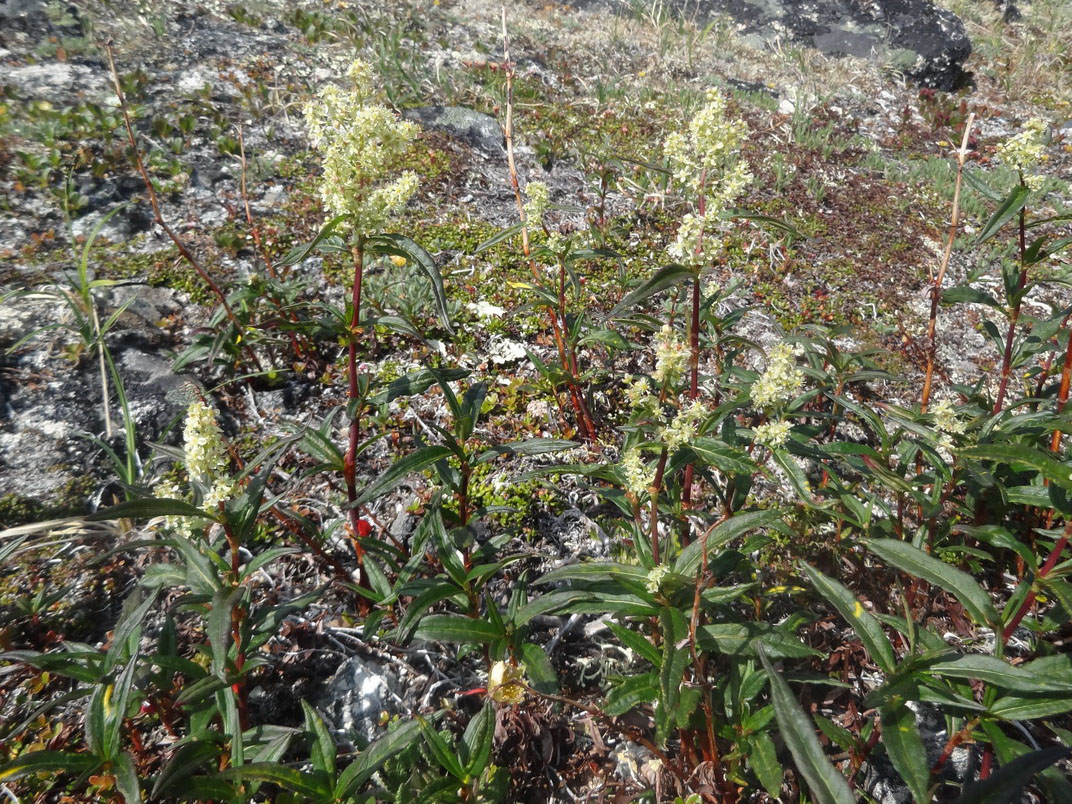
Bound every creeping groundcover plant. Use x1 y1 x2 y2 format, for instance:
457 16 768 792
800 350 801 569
3 34 1072 804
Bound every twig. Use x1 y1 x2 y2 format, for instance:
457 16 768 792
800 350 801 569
921 113 974 412
104 42 264 373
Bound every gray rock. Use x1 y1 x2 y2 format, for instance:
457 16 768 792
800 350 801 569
5 62 111 103
317 656 403 746
571 0 971 90
404 106 504 153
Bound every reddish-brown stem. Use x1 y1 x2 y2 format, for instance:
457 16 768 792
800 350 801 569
1050 326 1072 454
649 448 669 564
105 44 263 374
222 519 249 730
993 201 1029 414
1002 519 1072 642
921 115 974 412
931 717 979 775
344 241 367 583
681 275 702 517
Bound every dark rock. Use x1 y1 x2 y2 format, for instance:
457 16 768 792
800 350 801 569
0 0 51 43
403 106 504 153
571 0 971 90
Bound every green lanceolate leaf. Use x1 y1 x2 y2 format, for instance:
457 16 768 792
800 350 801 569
411 614 503 644
0 750 99 782
460 702 495 776
608 264 695 319
365 233 454 334
418 716 465 781
335 718 422 799
217 763 330 800
866 539 1000 628
749 732 784 797
676 509 783 577
974 183 1029 246
759 649 855 804
278 214 348 267
474 438 577 464
960 443 1072 493
520 643 559 695
929 655 1072 694
604 672 659 716
952 745 1071 804
684 437 759 475
353 445 455 507
472 221 524 253
880 701 931 803
801 563 896 674
301 700 337 777
113 751 141 804
87 497 219 522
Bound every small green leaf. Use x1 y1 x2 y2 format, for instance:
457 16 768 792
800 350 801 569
208 586 244 679
866 539 1000 628
604 672 659 716
749 732 784 797
114 751 141 804
460 703 495 776
301 700 336 778
759 649 855 804
418 716 465 781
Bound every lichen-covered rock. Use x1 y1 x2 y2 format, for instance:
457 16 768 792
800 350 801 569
572 0 971 90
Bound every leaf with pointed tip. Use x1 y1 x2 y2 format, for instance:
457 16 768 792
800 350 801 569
953 746 1071 804
335 718 422 799
974 184 1029 246
608 264 695 319
352 446 455 508
866 539 999 628
759 649 855 804
880 701 931 804
801 563 895 674
676 509 782 577
366 233 453 334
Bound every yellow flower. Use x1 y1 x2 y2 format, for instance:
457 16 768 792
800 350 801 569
488 661 526 704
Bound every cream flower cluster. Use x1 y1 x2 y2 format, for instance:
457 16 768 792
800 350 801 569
183 399 233 511
624 374 658 411
751 342 804 410
664 89 752 265
304 60 419 233
645 564 670 595
622 447 655 497
654 324 689 385
753 419 791 449
661 400 707 453
523 181 550 228
996 118 1048 190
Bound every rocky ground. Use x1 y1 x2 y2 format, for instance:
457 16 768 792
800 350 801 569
1 0 1071 801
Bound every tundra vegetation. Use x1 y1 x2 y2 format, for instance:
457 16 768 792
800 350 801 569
2 0 1072 802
